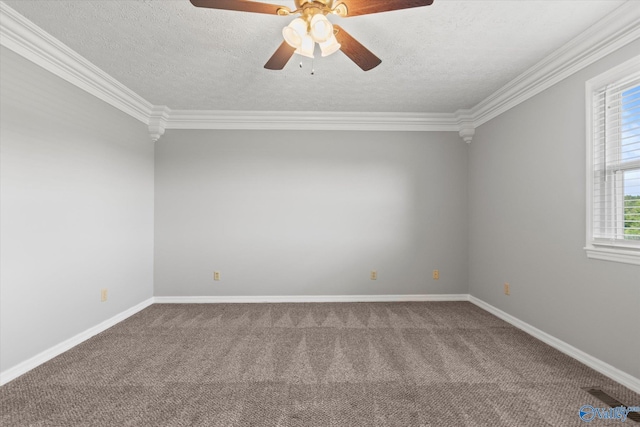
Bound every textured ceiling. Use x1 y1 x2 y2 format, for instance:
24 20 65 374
4 0 627 113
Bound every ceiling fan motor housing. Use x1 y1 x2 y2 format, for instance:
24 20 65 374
289 0 347 18
295 0 333 9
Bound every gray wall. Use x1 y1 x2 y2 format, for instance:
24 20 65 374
155 130 468 297
0 47 155 373
468 39 640 378
4 21 637 385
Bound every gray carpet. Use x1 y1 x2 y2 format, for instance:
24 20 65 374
1 302 638 426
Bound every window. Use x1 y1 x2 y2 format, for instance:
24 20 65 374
586 56 640 265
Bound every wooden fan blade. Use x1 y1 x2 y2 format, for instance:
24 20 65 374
189 0 289 15
264 41 296 70
339 0 433 17
334 25 381 71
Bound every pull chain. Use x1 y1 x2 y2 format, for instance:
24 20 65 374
298 58 316 75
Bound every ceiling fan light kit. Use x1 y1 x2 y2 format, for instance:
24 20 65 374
189 0 434 71
284 12 339 59
282 17 307 48
310 14 333 42
295 34 316 58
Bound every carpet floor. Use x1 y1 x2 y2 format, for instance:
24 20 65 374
1 302 638 426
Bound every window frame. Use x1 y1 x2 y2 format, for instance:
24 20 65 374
585 55 640 266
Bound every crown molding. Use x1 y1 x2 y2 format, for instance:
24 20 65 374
0 2 153 124
148 105 171 142
164 110 459 132
454 109 475 144
0 2 460 137
1 1 639 142
462 1 640 129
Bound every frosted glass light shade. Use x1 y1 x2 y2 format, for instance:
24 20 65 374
295 34 315 58
282 18 307 48
310 14 333 43
320 34 340 57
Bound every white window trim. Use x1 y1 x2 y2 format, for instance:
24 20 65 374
585 55 640 266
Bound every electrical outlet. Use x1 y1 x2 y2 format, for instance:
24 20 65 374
214 271 221 281
504 283 510 296
370 270 377 280
100 288 108 302
433 269 439 280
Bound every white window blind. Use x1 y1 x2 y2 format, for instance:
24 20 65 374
589 66 640 254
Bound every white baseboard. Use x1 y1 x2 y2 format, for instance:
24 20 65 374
153 294 470 304
0 297 154 386
468 295 640 394
4 294 637 395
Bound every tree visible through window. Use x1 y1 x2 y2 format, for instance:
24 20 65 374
622 85 640 240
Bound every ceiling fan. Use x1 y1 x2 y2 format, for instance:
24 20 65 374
189 0 434 71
